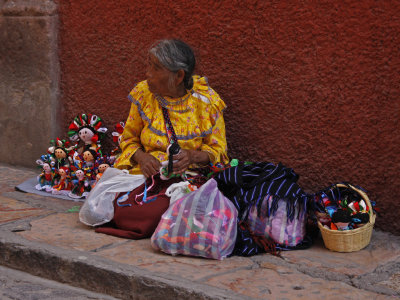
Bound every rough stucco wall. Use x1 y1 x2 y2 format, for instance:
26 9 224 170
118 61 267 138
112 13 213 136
58 1 400 235
0 0 60 167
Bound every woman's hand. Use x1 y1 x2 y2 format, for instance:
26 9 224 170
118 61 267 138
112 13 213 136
172 149 192 174
133 150 161 178
173 149 210 174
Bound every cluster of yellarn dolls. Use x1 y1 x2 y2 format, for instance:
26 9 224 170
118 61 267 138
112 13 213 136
35 113 124 199
315 187 370 231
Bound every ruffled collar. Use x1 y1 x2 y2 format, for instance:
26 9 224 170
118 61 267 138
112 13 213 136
154 76 210 112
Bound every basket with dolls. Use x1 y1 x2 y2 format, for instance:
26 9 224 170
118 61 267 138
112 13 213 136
315 183 376 252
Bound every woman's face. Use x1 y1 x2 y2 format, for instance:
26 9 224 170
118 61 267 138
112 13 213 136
146 54 175 96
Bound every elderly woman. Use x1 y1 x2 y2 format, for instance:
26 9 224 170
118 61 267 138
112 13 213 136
114 39 229 176
95 39 229 239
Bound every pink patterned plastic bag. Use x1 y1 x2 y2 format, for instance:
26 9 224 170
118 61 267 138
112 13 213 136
151 179 238 260
247 195 307 247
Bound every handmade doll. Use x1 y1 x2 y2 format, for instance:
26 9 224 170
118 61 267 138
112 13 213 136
110 121 125 156
35 154 55 192
51 167 72 195
47 138 74 169
83 148 100 182
95 155 114 181
331 210 352 230
70 148 97 182
348 198 370 226
316 185 371 231
91 156 114 187
68 113 107 155
68 168 92 199
82 148 97 169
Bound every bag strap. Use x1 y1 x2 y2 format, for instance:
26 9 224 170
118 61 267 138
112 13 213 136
161 107 180 175
161 107 178 144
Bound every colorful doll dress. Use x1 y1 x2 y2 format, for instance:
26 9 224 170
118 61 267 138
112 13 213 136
69 178 91 199
51 177 73 195
36 172 54 191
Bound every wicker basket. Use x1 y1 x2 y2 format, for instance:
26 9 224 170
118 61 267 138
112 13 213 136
317 183 376 252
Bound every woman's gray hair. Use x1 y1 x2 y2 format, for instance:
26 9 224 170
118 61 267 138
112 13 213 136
149 39 196 90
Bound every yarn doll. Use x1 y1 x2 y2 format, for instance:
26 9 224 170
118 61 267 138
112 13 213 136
111 122 125 147
110 121 125 159
92 155 115 187
347 197 370 226
71 148 97 182
331 210 352 230
51 166 72 195
82 148 97 169
35 154 55 192
68 113 107 155
68 168 92 199
47 138 74 169
316 185 371 231
95 155 115 181
83 148 100 182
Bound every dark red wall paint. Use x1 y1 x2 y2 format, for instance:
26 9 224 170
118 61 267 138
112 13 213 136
58 1 400 235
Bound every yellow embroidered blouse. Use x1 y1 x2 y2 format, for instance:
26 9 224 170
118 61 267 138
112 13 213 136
114 76 229 174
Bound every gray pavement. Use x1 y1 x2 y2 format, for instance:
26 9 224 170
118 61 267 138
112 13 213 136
0 163 399 300
0 265 118 300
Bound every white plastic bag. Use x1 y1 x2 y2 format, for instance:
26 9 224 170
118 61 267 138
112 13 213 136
79 167 145 226
165 181 197 205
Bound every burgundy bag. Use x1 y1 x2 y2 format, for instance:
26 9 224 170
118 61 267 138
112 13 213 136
95 175 181 239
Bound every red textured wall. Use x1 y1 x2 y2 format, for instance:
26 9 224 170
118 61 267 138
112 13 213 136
58 1 400 235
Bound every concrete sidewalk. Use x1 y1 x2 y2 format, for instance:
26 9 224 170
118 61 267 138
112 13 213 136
0 163 399 300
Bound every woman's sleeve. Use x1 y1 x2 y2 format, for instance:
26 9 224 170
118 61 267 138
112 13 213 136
113 102 144 169
200 109 229 166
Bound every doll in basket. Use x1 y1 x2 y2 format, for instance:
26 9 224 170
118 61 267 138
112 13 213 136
316 185 370 231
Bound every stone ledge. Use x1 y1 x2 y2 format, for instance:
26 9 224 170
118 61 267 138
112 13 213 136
0 231 243 300
1 0 57 16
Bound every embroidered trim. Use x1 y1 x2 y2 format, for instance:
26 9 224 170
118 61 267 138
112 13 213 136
128 94 219 140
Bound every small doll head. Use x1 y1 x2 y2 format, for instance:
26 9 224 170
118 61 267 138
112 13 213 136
54 147 67 159
58 167 69 178
332 210 352 230
68 113 107 145
95 155 114 174
83 148 97 163
48 139 74 160
75 169 85 181
98 163 110 174
36 154 54 172
43 163 51 173
78 126 96 144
